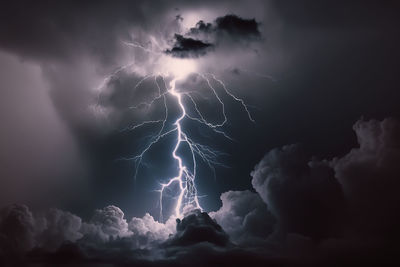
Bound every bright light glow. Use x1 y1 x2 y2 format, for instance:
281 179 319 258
179 10 217 30
157 56 197 78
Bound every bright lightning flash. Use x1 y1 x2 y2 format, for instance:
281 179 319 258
99 50 254 221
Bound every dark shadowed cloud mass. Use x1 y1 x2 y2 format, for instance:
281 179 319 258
189 14 261 39
1 118 400 265
1 0 400 266
165 14 262 58
165 34 214 58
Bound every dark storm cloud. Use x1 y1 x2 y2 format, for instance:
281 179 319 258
165 34 214 58
0 204 159 255
331 118 400 239
0 204 271 266
251 144 345 240
0 204 83 259
165 209 231 247
0 204 36 255
210 190 276 245
0 0 266 217
215 14 260 38
2 117 400 266
0 0 182 137
249 118 400 247
1 0 399 216
165 14 261 58
0 52 86 208
189 20 214 35
35 208 83 251
189 14 261 39
1 0 400 265
0 0 159 62
0 0 185 212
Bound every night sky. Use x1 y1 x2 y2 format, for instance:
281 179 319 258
1 1 400 266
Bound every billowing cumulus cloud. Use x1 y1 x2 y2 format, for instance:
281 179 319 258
165 209 231 247
331 118 400 239
249 118 400 247
128 212 176 248
0 204 36 254
0 204 164 252
0 205 83 256
36 209 83 251
210 190 275 245
251 144 345 240
2 117 400 266
79 205 130 245
0 204 242 265
90 205 130 237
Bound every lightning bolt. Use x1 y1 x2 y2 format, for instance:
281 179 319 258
97 38 255 222
119 72 254 221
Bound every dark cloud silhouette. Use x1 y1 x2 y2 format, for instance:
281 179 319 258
189 14 261 40
251 144 345 240
0 204 83 262
165 209 231 247
166 14 261 58
36 208 83 251
189 20 214 35
210 190 276 245
249 117 400 251
0 204 36 255
2 118 400 267
26 243 87 265
331 118 400 240
165 34 213 58
215 14 261 39
0 0 171 63
1 204 262 266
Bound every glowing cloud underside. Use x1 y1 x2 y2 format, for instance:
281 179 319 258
98 49 254 222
